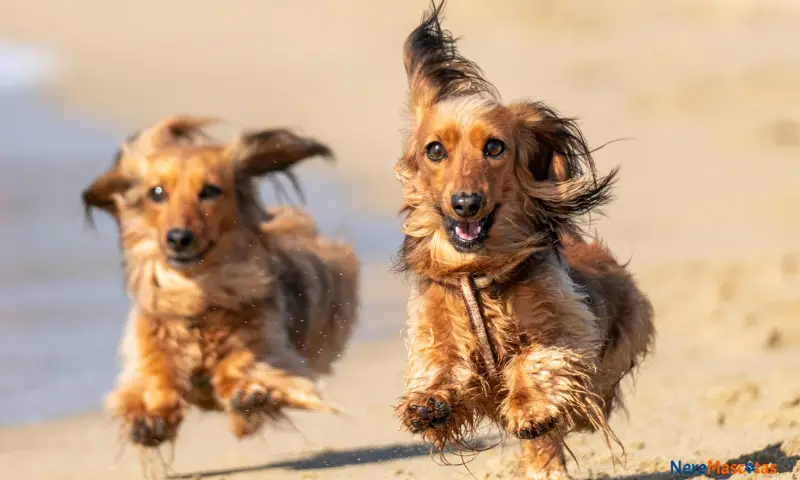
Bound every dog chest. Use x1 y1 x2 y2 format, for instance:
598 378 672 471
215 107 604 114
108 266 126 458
158 309 260 379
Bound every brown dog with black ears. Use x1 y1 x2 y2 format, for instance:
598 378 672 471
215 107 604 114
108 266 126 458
82 116 358 447
393 3 655 478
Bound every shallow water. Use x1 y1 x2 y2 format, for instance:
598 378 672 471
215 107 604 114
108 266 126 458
0 49 403 425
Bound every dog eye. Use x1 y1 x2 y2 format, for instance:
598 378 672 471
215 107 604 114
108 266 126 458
425 141 447 162
199 184 223 200
148 185 167 203
484 139 506 158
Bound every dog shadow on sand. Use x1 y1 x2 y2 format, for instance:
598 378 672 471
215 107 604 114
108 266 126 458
168 442 434 478
167 438 798 479
167 436 500 478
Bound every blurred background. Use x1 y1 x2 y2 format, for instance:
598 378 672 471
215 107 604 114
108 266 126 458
0 0 798 478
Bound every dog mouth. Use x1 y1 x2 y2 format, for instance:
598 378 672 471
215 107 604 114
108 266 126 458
443 206 499 253
455 221 483 241
167 242 215 267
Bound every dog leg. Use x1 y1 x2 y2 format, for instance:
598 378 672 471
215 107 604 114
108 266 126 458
213 349 276 438
501 344 604 441
213 349 330 438
107 357 184 448
396 287 476 448
519 436 570 480
107 313 185 447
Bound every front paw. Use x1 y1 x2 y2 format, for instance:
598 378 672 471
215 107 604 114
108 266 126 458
222 373 333 415
228 380 278 415
129 411 182 447
396 390 458 434
108 388 183 447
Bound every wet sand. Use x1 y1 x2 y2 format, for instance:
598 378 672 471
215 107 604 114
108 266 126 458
0 0 799 478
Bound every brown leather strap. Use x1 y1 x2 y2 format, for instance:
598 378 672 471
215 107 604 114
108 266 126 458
434 273 494 290
458 276 500 384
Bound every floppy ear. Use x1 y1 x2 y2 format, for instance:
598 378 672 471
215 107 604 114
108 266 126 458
81 165 133 226
510 101 592 182
398 1 497 189
81 131 144 226
403 1 498 121
510 100 618 219
229 129 333 177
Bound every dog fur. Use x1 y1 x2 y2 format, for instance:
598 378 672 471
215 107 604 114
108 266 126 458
393 4 655 478
82 116 359 446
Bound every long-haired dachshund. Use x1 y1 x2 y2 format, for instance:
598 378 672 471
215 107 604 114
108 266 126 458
82 115 359 447
393 4 655 478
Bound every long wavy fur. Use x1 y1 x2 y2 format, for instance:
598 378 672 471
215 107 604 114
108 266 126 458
394 3 654 478
404 0 499 113
395 4 617 279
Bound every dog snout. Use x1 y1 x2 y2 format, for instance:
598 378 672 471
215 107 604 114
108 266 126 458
166 228 195 251
450 193 483 218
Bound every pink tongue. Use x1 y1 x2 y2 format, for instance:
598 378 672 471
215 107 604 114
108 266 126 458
457 221 480 239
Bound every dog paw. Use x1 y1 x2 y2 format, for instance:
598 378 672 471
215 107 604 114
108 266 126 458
397 391 456 433
227 381 279 414
128 411 181 447
512 417 559 439
216 361 336 415
108 387 183 447
123 402 183 447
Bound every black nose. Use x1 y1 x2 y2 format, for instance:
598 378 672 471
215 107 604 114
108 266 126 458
166 228 194 251
451 193 483 218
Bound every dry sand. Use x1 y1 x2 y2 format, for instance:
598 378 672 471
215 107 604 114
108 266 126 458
1 0 799 478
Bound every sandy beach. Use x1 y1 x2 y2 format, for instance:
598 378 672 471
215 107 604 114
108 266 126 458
0 0 799 478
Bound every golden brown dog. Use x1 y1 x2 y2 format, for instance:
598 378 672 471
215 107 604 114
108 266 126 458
393 4 655 478
82 116 359 446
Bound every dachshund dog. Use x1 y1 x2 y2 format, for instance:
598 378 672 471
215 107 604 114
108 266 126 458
82 116 359 447
393 4 655 478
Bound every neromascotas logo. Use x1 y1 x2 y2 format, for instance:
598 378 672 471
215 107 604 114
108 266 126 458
670 460 777 476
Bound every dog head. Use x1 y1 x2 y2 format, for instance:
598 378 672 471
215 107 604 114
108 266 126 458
82 115 332 273
395 2 617 279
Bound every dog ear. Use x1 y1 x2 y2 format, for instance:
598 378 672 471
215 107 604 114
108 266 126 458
81 132 143 226
510 101 594 182
510 101 618 219
403 1 498 122
229 129 333 178
511 101 620 183
81 164 133 227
